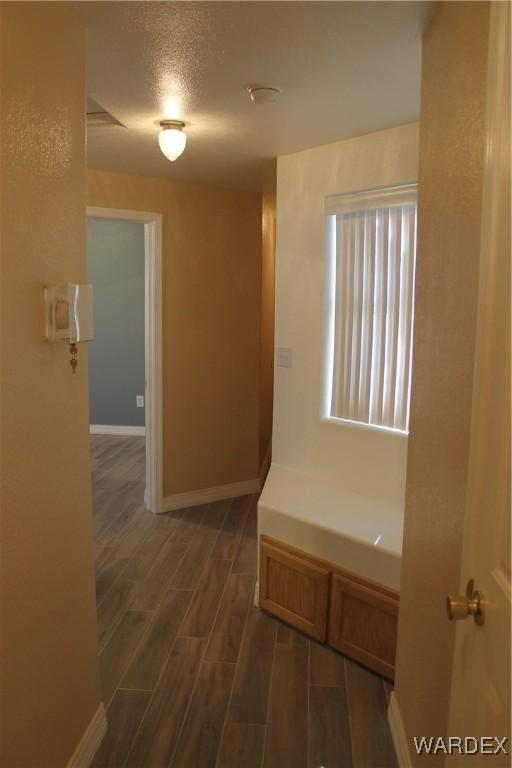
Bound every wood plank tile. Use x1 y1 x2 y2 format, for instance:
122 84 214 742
263 643 308 768
97 579 136 649
130 539 190 611
100 611 151 707
125 637 206 768
91 689 151 768
201 499 229 531
171 506 208 545
122 522 173 581
109 516 148 560
93 479 143 539
91 441 392 768
170 527 219 589
178 559 232 638
345 660 397 768
171 661 236 768
232 496 258 575
95 556 129 605
95 498 140 549
206 574 255 662
95 544 114 570
217 723 266 768
121 589 194 690
276 620 308 645
229 606 277 725
310 640 346 687
308 686 353 768
210 496 250 560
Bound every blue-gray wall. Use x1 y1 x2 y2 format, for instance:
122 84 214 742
87 218 145 427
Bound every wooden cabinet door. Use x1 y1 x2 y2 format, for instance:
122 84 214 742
328 573 398 679
259 537 330 641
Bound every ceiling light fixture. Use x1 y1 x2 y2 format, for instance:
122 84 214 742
158 120 187 162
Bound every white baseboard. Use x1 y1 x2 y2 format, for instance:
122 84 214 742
90 424 146 437
66 703 107 768
388 691 412 768
164 478 261 512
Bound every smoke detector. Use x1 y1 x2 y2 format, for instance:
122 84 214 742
247 86 281 104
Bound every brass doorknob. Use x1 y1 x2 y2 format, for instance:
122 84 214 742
446 579 485 626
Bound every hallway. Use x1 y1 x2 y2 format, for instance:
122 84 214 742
91 436 396 768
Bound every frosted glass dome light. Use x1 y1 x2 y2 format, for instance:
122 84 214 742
158 120 187 162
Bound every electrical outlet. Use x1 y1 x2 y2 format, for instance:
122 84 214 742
136 395 144 408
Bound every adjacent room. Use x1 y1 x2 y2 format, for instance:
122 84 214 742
88 216 147 513
0 2 509 768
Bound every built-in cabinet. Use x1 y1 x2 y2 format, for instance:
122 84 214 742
259 535 399 679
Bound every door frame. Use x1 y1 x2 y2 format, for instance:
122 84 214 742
87 206 163 514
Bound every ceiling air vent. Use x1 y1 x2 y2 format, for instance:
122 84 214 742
86 97 125 129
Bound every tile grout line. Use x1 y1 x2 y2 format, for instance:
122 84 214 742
168 497 248 767
114 508 225 763
171 500 234 636
95 483 146 548
204 567 256 662
230 493 257 575
120 547 220 767
120 637 179 768
133 500 234 768
97 579 142 655
98 512 191 653
166 639 210 768
102 509 205 712
212 570 257 768
259 610 279 768
168 498 230 593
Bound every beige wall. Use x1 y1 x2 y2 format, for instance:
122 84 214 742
87 170 262 497
394 2 490 759
0 4 102 766
259 163 276 471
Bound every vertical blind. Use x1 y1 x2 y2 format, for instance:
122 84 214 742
326 185 417 433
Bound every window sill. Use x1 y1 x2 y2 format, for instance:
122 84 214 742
321 415 409 438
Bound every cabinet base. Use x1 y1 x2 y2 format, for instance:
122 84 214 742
259 535 399 679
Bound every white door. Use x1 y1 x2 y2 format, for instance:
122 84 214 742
447 3 511 763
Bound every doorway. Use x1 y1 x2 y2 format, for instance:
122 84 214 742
86 207 163 514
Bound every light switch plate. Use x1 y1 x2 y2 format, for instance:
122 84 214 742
136 395 145 408
277 347 293 368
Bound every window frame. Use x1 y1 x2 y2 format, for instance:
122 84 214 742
322 182 418 436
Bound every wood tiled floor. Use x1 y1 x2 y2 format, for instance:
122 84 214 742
91 435 397 768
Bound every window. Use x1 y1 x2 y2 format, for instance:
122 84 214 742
324 184 417 434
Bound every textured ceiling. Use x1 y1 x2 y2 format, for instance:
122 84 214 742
77 1 434 190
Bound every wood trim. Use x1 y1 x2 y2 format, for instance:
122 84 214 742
163 479 261 512
328 572 398 679
90 425 146 437
259 538 329 641
388 691 413 768
261 535 399 601
144 214 163 514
